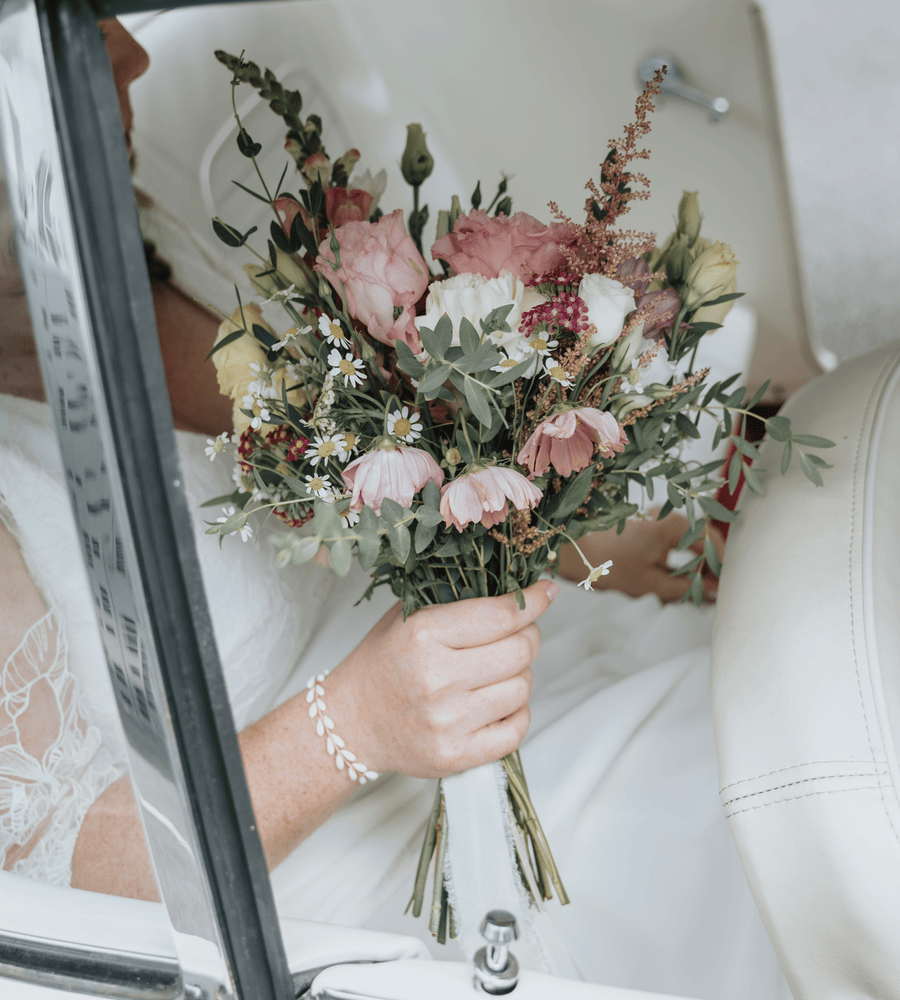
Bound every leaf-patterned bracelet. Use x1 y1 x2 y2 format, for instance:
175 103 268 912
305 670 379 784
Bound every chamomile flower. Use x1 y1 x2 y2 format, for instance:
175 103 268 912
327 349 367 388
334 430 358 462
524 333 559 357
204 431 230 461
386 406 422 443
490 352 523 375
578 560 613 590
309 434 341 467
340 508 361 527
262 285 299 306
217 506 254 543
271 324 310 351
544 359 574 388
249 406 271 431
305 473 335 500
319 314 352 348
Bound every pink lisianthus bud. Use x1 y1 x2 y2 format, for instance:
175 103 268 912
341 445 443 514
316 209 429 352
274 196 312 238
430 210 575 283
637 287 682 338
440 465 542 532
517 407 627 479
325 187 374 228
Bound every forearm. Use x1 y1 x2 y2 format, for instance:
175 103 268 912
71 686 357 900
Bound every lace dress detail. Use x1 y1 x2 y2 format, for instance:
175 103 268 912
0 609 120 884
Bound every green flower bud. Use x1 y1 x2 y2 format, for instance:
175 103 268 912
449 195 462 230
676 191 702 246
611 322 646 369
664 234 692 285
435 209 451 244
401 123 434 187
274 248 312 293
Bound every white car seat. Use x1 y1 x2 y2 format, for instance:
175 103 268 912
711 338 900 998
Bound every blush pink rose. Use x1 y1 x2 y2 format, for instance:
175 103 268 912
431 210 575 282
517 408 627 479
316 209 429 351
341 445 443 514
325 187 374 227
440 466 542 532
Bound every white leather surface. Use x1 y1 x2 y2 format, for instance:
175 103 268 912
0 869 429 999
711 338 900 997
310 958 702 1000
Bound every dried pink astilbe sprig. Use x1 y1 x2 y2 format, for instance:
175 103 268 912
550 70 664 279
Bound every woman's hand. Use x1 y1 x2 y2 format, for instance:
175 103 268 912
328 581 558 779
558 512 724 603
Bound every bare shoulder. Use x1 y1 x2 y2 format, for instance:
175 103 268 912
0 519 49 664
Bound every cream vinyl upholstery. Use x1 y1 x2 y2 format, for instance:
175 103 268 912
711 338 900 998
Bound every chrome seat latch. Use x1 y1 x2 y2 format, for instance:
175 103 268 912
473 909 519 994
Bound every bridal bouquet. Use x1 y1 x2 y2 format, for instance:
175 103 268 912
203 54 832 940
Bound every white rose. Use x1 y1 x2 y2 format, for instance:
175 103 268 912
579 273 636 348
415 270 545 351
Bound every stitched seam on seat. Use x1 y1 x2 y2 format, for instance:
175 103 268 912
721 768 889 808
725 781 888 817
850 354 900 848
719 759 880 794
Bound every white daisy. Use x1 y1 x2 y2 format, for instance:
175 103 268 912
319 314 352 348
271 323 310 350
309 434 341 467
578 559 613 590
334 430 358 462
327 349 367 388
304 473 335 500
262 285 299 306
340 508 360 527
249 406 271 431
490 353 524 375
544 359 574 388
524 334 559 357
216 506 254 543
204 431 230 461
386 406 422 443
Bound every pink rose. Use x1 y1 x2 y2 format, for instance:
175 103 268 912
325 187 374 228
316 209 429 351
517 407 627 479
430 210 575 282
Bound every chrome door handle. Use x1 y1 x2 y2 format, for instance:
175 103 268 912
639 54 730 121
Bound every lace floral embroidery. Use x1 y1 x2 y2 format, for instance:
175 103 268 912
0 610 121 885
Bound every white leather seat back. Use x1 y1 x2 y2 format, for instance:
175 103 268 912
711 339 900 998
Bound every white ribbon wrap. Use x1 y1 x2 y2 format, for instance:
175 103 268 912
440 760 580 978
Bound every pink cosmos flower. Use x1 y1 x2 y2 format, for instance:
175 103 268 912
440 466 543 532
316 210 429 351
341 445 443 514
517 408 627 478
430 210 575 282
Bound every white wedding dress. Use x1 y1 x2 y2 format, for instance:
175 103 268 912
0 387 792 999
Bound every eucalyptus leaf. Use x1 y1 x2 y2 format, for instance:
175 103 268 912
743 464 764 494
380 497 407 526
414 519 438 553
766 415 792 442
422 479 442 510
416 505 445 527
790 434 836 449
545 466 594 521
489 355 535 387
799 453 824 487
703 535 722 576
459 317 481 354
418 325 446 362
698 495 738 523
388 522 411 561
330 538 352 576
290 536 321 565
464 380 493 427
417 364 452 395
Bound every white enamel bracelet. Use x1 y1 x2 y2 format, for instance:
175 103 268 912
306 670 379 784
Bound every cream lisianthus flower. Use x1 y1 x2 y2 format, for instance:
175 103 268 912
415 270 546 352
683 241 739 326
